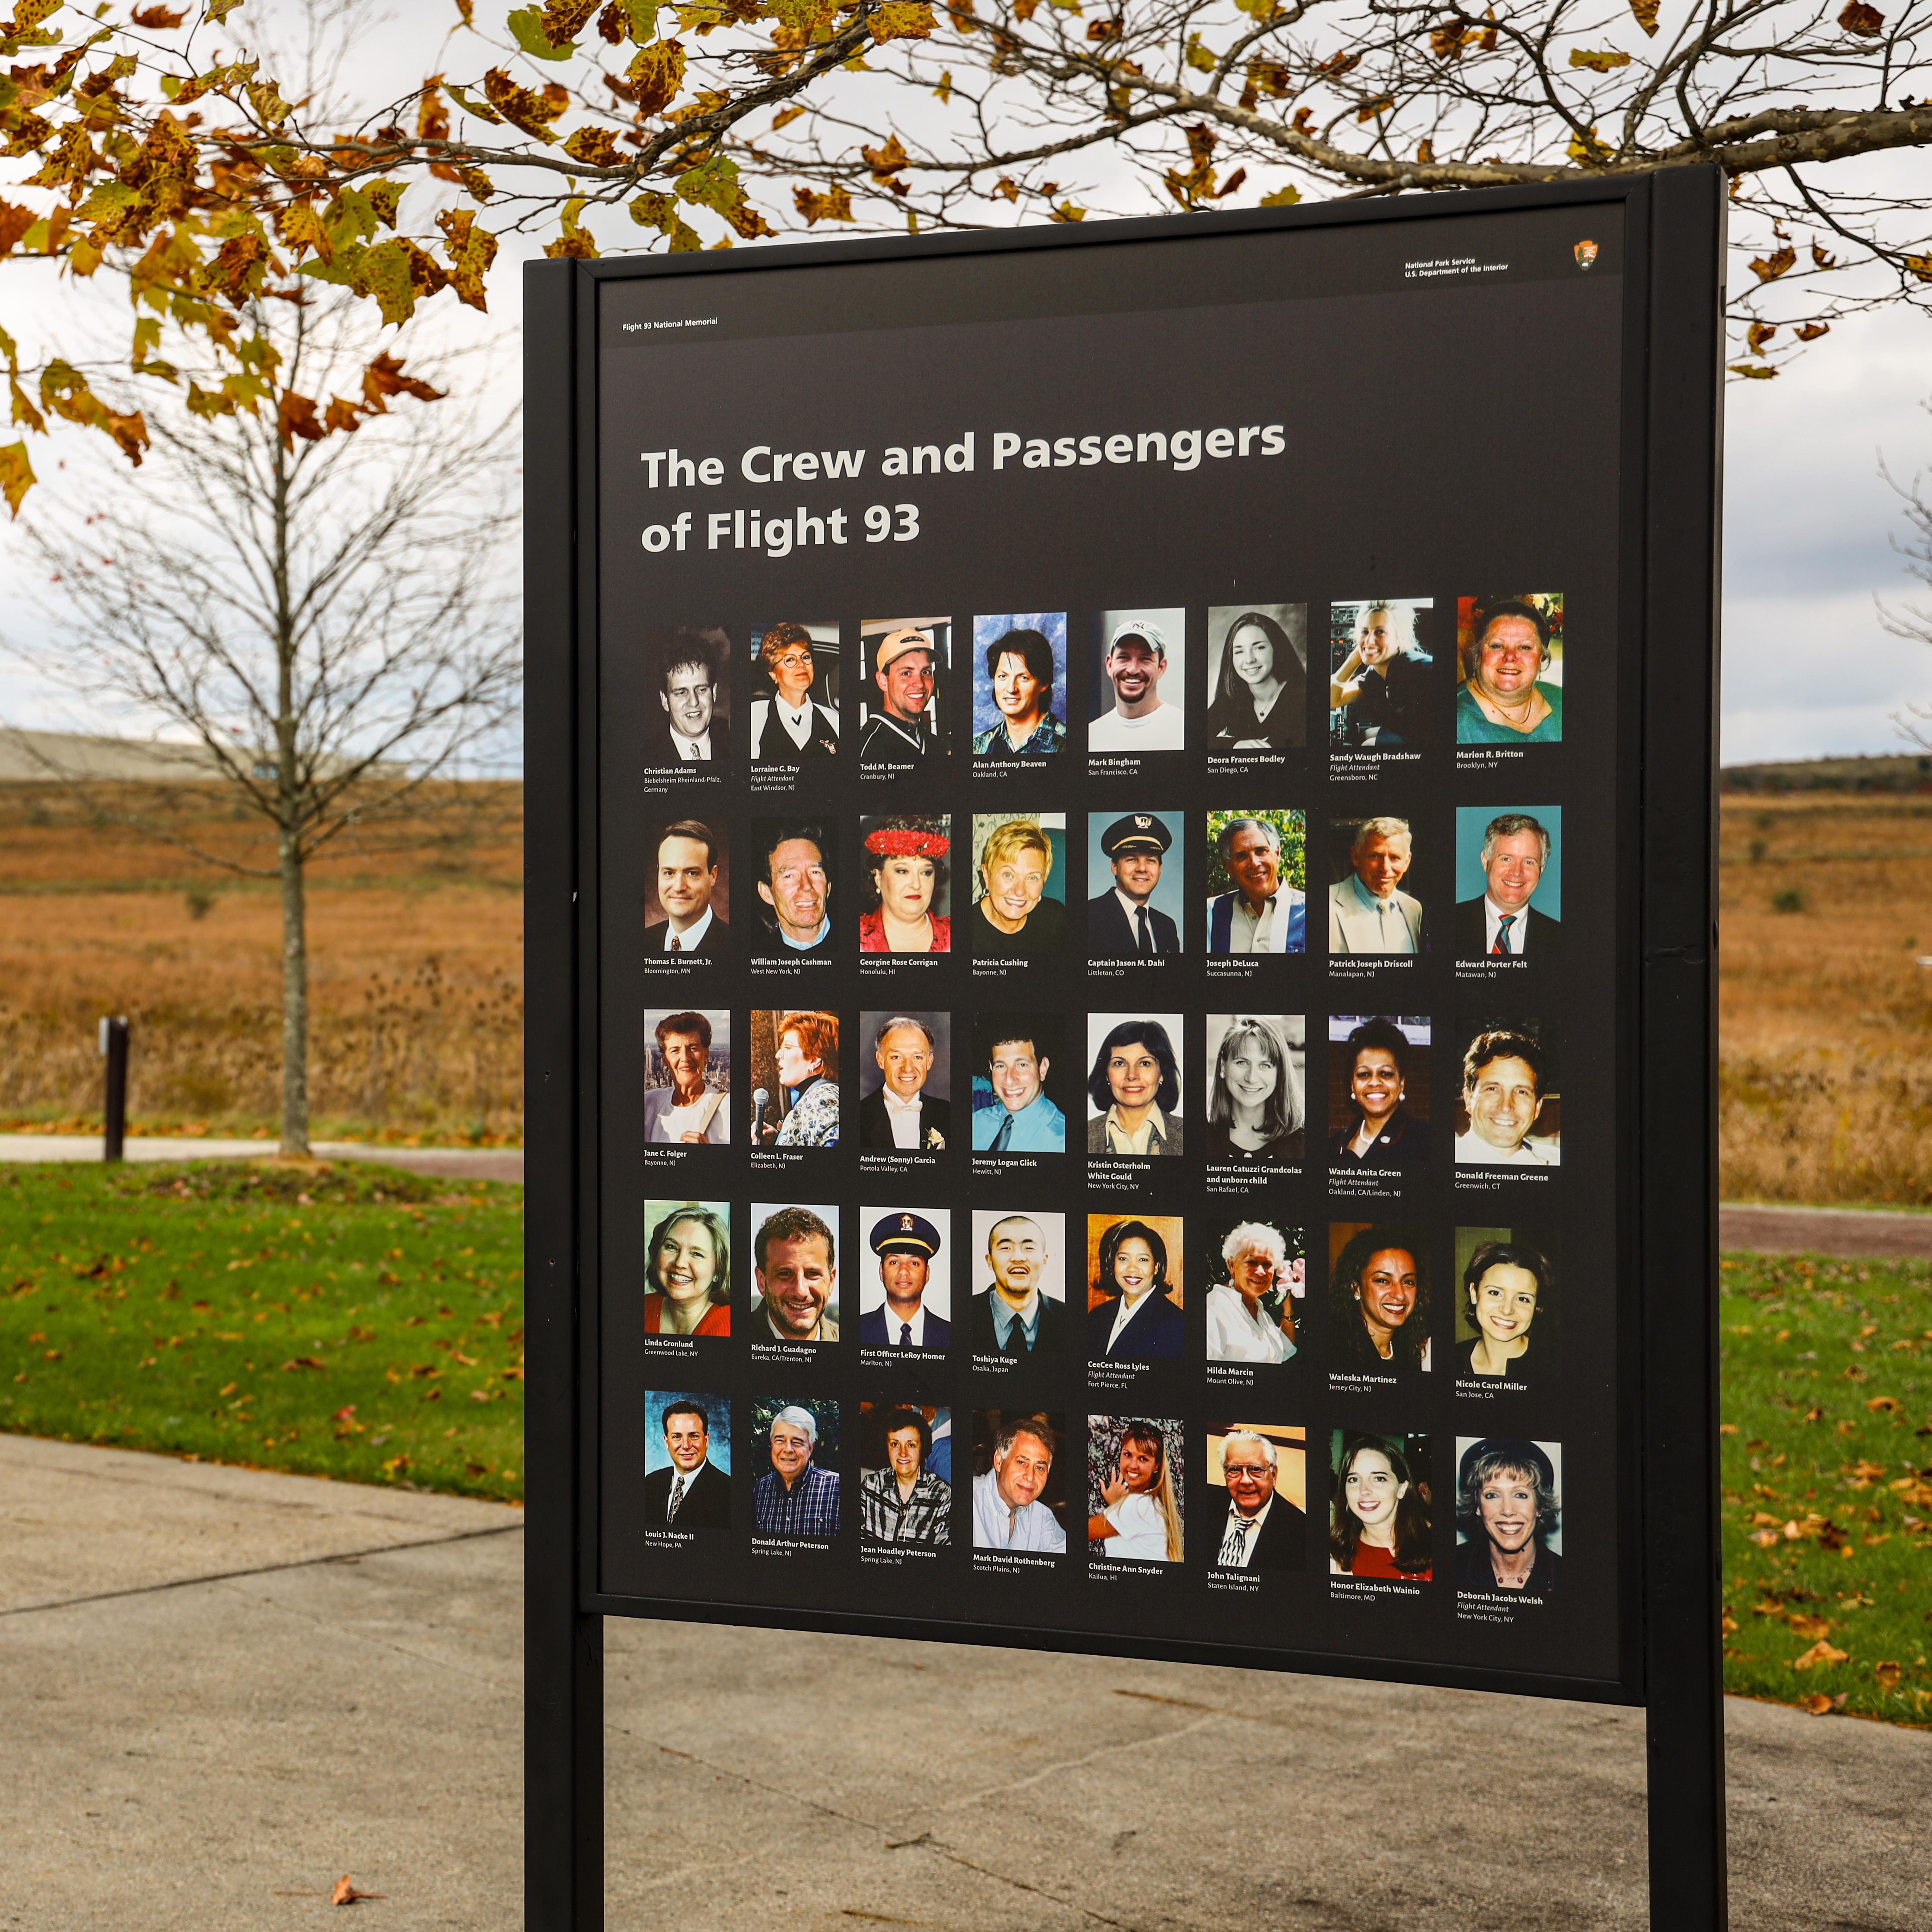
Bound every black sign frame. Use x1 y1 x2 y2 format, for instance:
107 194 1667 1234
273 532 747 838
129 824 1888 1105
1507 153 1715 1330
526 169 1725 1929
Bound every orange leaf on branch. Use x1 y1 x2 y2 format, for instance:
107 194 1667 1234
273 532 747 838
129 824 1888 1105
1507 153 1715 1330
131 5 188 24
564 126 626 166
627 39 689 117
481 68 571 141
1838 0 1885 33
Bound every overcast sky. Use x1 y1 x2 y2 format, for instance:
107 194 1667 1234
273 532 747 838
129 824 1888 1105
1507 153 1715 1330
3 7 1927 768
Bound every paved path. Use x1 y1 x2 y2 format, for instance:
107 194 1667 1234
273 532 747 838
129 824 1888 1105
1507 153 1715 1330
1720 1201 1932 1261
2 1435 1926 1931
0 1134 524 1184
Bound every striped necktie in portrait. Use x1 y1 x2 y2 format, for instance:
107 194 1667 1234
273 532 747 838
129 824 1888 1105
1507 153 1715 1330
1492 914 1517 957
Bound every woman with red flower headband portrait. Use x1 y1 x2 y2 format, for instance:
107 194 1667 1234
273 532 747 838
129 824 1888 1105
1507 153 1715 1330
859 816 953 954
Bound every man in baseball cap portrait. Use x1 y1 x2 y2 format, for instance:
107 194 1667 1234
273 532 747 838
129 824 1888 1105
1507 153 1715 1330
1090 613 1186 753
861 622 947 761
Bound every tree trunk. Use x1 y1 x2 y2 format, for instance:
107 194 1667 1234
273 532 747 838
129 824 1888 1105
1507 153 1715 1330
279 826 310 1157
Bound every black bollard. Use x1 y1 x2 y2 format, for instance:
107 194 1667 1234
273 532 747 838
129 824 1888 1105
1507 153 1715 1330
100 1016 129 1163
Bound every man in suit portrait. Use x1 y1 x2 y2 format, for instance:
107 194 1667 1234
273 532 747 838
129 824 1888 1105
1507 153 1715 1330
641 1399 732 1530
1454 812 1562 960
859 1211 952 1349
642 626 731 767
647 820 728 955
1328 815 1425 955
970 1214 1066 1355
1205 816 1306 954
755 820 833 955
1089 814 1179 957
859 1015 950 1151
1212 1430 1305 1571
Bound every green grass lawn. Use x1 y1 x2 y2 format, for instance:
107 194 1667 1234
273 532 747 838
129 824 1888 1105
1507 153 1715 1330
0 1160 524 1501
1720 1251 1932 1725
2 1169 1926 1725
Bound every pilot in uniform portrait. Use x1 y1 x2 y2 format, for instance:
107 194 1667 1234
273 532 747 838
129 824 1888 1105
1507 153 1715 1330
1088 814 1180 957
857 1210 952 1349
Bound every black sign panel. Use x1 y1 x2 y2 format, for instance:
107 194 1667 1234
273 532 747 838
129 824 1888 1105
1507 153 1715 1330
526 181 1721 1756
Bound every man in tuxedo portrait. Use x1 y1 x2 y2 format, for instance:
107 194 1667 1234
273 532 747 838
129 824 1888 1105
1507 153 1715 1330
646 820 728 956
858 1211 952 1349
1088 814 1180 957
859 1015 950 1151
641 1399 732 1530
1454 812 1562 960
1211 1429 1305 1571
642 625 731 768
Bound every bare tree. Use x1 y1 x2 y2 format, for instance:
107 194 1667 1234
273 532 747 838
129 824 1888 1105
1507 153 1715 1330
731 0 1932 371
3 294 521 1156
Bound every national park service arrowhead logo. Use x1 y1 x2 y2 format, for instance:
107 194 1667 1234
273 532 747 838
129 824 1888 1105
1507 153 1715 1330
1574 239 1600 271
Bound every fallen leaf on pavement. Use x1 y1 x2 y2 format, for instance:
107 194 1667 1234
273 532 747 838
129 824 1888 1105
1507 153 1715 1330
331 1874 385 1905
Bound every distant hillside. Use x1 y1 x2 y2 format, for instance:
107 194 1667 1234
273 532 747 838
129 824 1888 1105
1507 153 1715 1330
1722 752 1932 793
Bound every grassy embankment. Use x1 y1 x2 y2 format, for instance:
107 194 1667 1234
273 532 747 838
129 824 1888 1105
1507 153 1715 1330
0 1160 524 1501
0 781 523 1145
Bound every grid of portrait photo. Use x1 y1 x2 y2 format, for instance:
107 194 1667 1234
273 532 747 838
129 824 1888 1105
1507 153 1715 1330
621 590 1580 1647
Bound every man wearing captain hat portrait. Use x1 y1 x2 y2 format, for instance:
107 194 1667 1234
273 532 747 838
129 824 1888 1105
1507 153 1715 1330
861 623 946 760
858 1208 953 1349
1088 813 1182 957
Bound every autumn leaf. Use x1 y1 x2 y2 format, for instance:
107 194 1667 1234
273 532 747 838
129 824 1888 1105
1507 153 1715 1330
329 1875 385 1905
1629 0 1659 33
1795 321 1830 341
1750 244 1797 281
0 440 34 518
1746 320 1777 353
772 104 806 128
1838 0 1885 33
1184 32 1217 72
362 351 445 409
792 182 853 224
869 0 936 41
1791 1639 1850 1670
130 4 187 24
436 207 498 310
1786 1612 1832 1640
1047 198 1086 221
1567 124 1611 163
1259 184 1301 206
281 1354 329 1371
862 131 910 185
563 125 625 166
627 39 687 116
0 201 38 256
1569 48 1631 70
1798 1692 1844 1715
480 69 570 141
509 4 582 58
1866 1395 1901 1411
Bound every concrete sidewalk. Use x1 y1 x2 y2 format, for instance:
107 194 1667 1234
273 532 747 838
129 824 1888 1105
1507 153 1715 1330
0 1134 524 1184
3 1436 1928 1929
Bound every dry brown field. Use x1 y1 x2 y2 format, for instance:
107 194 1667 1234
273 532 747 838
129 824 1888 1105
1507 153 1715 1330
1719 790 1932 1202
0 783 522 1142
1 781 1926 1192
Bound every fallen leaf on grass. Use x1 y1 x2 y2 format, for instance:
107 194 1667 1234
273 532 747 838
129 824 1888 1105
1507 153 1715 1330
331 1874 385 1904
1875 1660 1902 1688
1799 1692 1847 1715
282 1357 327 1372
1790 1639 1849 1670
1868 1395 1902 1413
1787 1614 1833 1639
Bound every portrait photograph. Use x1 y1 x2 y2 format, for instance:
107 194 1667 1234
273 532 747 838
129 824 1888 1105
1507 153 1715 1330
1456 593 1565 744
1087 810 1184 958
971 1409 1068 1552
749 1009 841 1149
644 1009 730 1146
643 1200 733 1339
1327 812 1427 957
1454 1228 1556 1383
641 622 733 772
859 1010 951 1155
748 816 834 957
1328 1223 1433 1373
859 814 953 955
1085 1212 1185 1361
1329 1430 1435 1582
1327 598 1436 750
643 1390 733 1530
748 1202 841 1344
1086 1415 1186 1563
644 816 729 957
1205 604 1308 750
1454 807 1563 960
1203 1013 1305 1164
858 1204 953 1349
1085 1012 1185 1157
969 811 1069 958
1089 607 1186 753
1454 1019 1561 1168
968 1209 1067 1355
859 1402 953 1546
1202 1214 1303 1364
1327 1015 1431 1168
1204 810 1307 956
750 1396 842 1540
1205 1422 1306 1570
1454 1436 1564 1593
969 1011 1069 1154
972 612 1068 758
858 615 952 762
747 619 841 762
